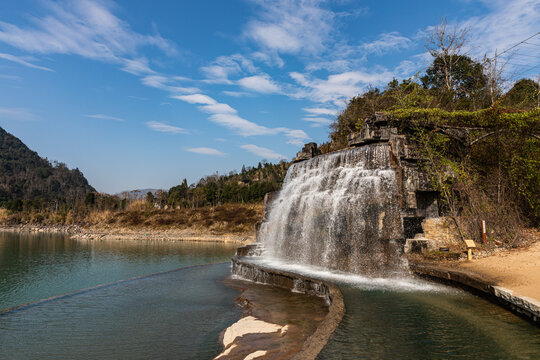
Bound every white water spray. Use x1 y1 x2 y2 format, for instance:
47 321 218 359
259 144 405 275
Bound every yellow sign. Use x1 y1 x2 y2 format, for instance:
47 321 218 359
464 239 476 248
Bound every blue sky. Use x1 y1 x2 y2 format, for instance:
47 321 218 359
0 0 538 193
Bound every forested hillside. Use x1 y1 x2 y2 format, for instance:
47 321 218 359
0 126 94 211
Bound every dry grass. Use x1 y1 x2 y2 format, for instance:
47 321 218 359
0 203 264 235
101 203 263 234
0 208 8 222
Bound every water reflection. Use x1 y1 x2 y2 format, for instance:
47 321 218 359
0 263 242 360
0 231 237 309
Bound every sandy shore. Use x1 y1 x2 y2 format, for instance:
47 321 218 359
457 241 540 301
0 225 255 244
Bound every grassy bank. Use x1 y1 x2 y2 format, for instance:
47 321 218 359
0 202 264 236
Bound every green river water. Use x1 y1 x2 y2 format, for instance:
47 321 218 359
1 232 539 359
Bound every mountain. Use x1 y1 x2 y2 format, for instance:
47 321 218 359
0 126 94 210
116 189 162 200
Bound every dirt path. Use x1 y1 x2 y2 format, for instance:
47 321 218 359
457 241 540 300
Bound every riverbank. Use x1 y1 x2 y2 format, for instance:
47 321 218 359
0 203 263 242
409 239 540 325
0 225 255 244
457 240 540 301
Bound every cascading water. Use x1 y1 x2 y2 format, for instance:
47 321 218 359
258 143 405 276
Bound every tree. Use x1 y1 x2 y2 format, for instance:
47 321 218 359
501 78 539 110
422 55 489 109
483 50 508 106
84 192 96 206
330 87 388 149
155 190 168 208
425 19 470 93
145 191 156 205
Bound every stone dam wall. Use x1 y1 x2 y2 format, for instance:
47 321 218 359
231 254 345 360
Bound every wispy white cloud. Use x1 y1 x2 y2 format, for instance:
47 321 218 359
172 93 217 105
302 116 333 127
199 103 237 115
146 121 187 134
0 0 176 62
173 92 310 144
186 147 225 156
121 57 155 76
238 74 281 94
0 106 37 121
304 59 358 73
276 128 311 146
245 0 335 55
85 114 125 122
251 51 285 68
290 69 394 106
0 74 21 81
0 52 54 72
222 90 252 97
201 53 257 83
241 144 286 160
208 113 275 136
359 32 412 55
302 107 340 116
141 75 199 94
458 0 540 58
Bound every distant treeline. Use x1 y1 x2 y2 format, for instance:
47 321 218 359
139 161 289 209
79 161 289 212
0 119 290 217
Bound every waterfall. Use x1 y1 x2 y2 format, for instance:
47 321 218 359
258 144 405 275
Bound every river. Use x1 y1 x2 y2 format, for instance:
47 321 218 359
0 231 241 359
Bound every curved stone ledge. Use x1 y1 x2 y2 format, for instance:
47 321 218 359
410 262 540 326
231 256 345 360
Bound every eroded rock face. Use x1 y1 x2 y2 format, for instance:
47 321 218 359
293 142 321 163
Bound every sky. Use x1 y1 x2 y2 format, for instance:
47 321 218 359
0 0 538 193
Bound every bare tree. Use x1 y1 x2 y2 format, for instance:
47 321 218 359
425 19 471 92
483 50 509 105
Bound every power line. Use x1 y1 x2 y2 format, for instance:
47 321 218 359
489 32 540 83
508 63 540 80
505 61 537 67
495 32 540 57
511 53 540 59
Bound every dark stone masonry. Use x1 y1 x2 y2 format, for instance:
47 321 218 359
292 112 443 253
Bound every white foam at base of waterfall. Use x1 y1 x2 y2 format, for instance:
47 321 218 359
247 257 453 293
